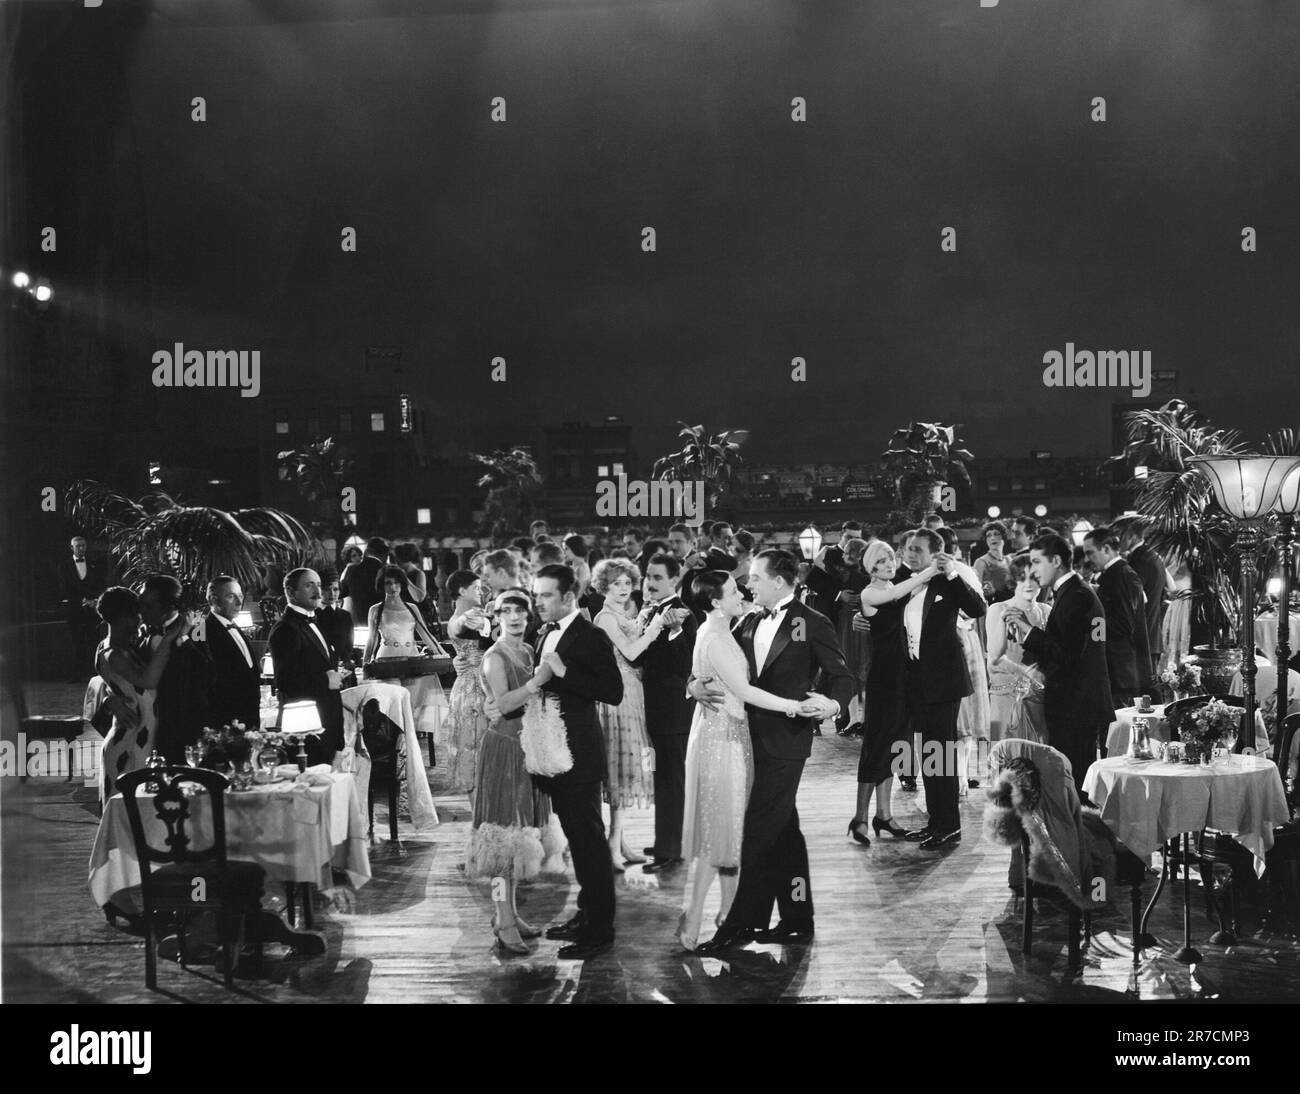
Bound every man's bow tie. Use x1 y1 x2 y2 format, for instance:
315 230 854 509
756 606 777 621
539 622 559 636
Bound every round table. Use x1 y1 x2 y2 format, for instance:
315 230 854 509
1255 614 1300 665
1083 754 1288 963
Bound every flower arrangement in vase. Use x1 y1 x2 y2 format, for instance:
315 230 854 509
1180 699 1240 764
200 722 286 771
1160 660 1203 701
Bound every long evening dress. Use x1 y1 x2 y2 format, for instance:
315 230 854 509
987 600 1050 742
594 608 655 808
97 638 158 803
464 640 564 879
681 627 754 867
445 634 490 792
858 595 907 785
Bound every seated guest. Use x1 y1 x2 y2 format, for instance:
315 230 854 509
195 574 260 732
529 519 549 543
318 568 356 666
269 567 345 765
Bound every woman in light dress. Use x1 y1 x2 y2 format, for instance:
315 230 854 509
96 587 187 802
986 555 1049 743
443 570 493 794
677 571 808 953
1161 552 1193 676
363 565 449 758
591 558 663 872
466 589 564 955
940 529 990 791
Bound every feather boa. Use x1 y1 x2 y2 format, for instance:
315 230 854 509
520 693 573 777
983 762 1086 908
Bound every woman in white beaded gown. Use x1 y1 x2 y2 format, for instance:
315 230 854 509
363 566 449 745
677 570 808 953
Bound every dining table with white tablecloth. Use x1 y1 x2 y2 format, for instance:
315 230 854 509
1255 613 1300 666
1106 702 1271 759
1083 754 1289 876
88 769 371 912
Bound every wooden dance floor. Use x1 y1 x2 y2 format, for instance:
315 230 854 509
6 706 1300 1004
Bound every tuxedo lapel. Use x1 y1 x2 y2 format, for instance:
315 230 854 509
555 613 583 660
294 611 331 663
761 606 795 678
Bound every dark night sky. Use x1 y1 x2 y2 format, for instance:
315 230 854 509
34 0 1300 464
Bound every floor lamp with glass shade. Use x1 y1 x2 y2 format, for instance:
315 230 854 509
1271 466 1300 761
1187 455 1300 752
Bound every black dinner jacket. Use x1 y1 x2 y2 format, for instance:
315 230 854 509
197 612 261 732
317 604 356 662
736 599 855 761
1126 543 1166 658
896 569 987 702
268 608 344 748
535 612 624 785
153 633 215 763
57 556 108 622
631 594 697 737
1022 573 1115 729
1096 558 1153 692
341 555 386 624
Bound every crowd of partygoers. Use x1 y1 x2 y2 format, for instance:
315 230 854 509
61 510 1206 960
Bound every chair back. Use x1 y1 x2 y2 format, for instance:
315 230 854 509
361 698 400 765
117 765 231 871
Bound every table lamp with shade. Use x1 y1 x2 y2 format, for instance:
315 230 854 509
276 700 323 772
1070 519 1093 547
1270 464 1300 759
1188 454 1300 753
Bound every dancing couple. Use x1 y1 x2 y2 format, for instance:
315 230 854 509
685 549 854 954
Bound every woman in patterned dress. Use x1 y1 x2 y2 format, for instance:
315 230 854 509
590 557 664 872
96 587 186 803
443 570 493 795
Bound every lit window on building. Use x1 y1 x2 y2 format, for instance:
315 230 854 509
597 465 609 477
612 462 624 476
274 413 289 435
417 508 431 525
371 411 385 432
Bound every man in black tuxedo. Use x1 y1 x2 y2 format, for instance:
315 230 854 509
269 567 345 765
524 564 624 959
632 552 697 872
340 537 389 625
139 574 214 763
1084 525 1153 716
695 549 854 952
891 530 987 849
195 575 261 732
1007 533 1114 795
58 536 108 681
1115 515 1165 675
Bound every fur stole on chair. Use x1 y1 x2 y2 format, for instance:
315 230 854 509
984 758 1086 908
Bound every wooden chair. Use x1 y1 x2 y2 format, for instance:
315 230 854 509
361 698 401 844
1194 712 1300 943
117 765 265 989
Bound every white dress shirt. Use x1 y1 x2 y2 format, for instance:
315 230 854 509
1054 571 1077 594
753 592 796 671
540 606 581 658
905 584 926 660
215 613 254 668
74 558 87 581
288 603 333 661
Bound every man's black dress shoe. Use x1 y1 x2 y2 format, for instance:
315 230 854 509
694 924 756 955
642 847 657 858
753 920 814 944
545 913 586 941
903 826 932 842
642 857 683 873
919 828 961 850
557 934 614 960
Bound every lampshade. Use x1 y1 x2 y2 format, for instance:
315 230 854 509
1268 577 1284 598
1188 455 1300 520
234 610 254 630
1274 465 1300 516
797 525 822 560
277 700 322 735
987 505 1001 518
261 651 274 677
1071 519 1093 547
352 624 371 651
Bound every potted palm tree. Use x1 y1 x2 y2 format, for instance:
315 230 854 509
471 447 542 543
880 421 974 525
652 422 749 516
65 480 320 608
